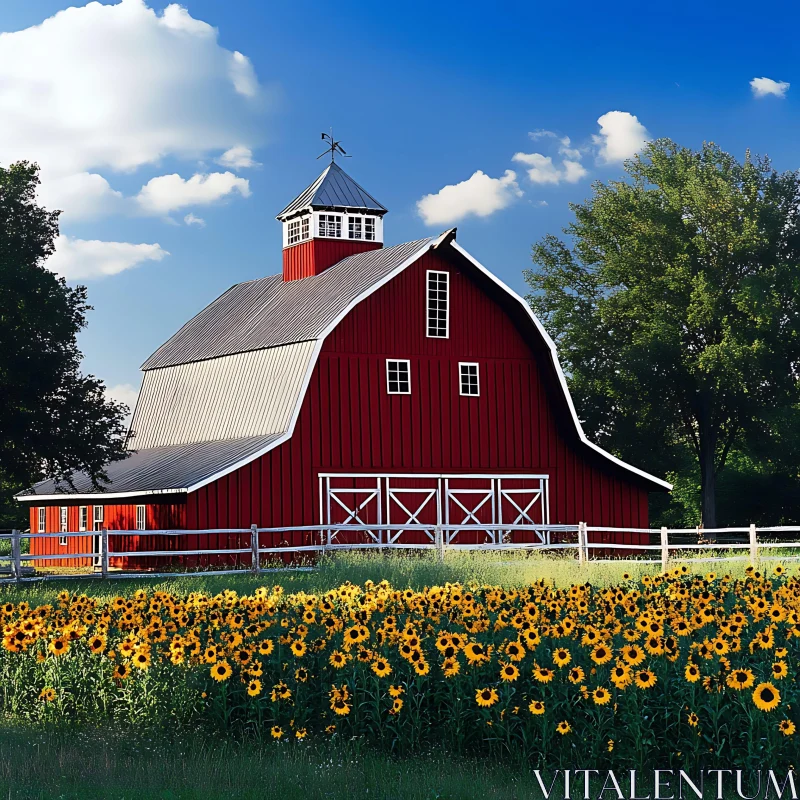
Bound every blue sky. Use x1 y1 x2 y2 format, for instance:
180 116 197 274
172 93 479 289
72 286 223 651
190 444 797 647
2 0 799 412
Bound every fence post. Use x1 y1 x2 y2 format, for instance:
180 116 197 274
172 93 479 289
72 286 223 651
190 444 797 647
101 528 109 578
660 527 669 573
250 524 260 575
11 530 21 583
434 525 445 563
749 523 758 567
577 522 586 566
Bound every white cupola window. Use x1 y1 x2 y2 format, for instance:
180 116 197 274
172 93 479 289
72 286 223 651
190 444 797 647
318 213 342 238
285 214 311 247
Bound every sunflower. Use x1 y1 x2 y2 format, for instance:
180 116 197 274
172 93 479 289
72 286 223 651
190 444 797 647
610 664 632 689
464 643 489 664
247 679 262 697
726 669 755 690
556 720 571 735
779 719 796 736
295 667 309 683
634 670 657 690
388 685 404 698
568 666 585 685
371 659 391 678
590 645 612 665
505 641 525 662
389 698 404 715
753 682 781 712
533 666 555 683
528 700 545 715
331 698 351 716
552 648 571 667
771 661 789 680
621 645 645 666
413 660 430 676
88 635 106 654
38 687 56 702
592 687 611 705
132 651 151 671
270 725 283 739
329 651 347 669
113 663 130 680
475 687 499 708
258 639 274 656
684 663 701 683
500 663 520 682
48 638 69 657
211 661 232 682
442 657 461 678
290 640 307 658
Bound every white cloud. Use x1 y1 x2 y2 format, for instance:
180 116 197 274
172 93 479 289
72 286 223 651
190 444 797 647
416 170 522 226
0 0 262 219
47 235 168 280
558 136 583 160
217 145 260 170
135 171 251 214
106 383 139 422
528 129 558 141
750 77 790 98
512 152 588 185
593 111 650 164
184 213 206 227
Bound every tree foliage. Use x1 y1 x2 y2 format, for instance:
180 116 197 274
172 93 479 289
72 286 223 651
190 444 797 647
525 139 800 527
0 162 128 527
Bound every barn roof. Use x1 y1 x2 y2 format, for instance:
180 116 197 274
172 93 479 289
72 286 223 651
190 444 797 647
276 162 387 220
18 435 281 499
141 238 431 370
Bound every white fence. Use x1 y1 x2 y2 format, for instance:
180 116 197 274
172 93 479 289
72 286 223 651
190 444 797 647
1 523 799 584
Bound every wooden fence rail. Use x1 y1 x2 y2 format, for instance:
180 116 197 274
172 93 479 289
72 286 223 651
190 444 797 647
0 523 798 584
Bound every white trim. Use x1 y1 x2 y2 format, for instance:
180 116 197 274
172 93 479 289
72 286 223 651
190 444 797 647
59 506 68 533
17 487 187 503
37 506 46 533
426 269 449 338
79 506 87 532
385 359 411 395
458 362 480 396
136 504 146 531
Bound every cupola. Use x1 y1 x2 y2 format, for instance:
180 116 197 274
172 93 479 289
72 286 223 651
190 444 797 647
276 142 387 281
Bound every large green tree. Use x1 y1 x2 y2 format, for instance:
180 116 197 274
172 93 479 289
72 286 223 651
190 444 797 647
526 139 800 529
0 162 128 527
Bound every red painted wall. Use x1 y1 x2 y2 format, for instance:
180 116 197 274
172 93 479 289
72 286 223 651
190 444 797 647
28 500 185 569
283 239 381 280
187 251 654 551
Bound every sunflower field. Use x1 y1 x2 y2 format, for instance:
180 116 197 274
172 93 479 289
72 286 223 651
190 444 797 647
0 564 798 770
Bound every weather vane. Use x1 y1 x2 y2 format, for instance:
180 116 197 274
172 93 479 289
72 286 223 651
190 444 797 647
318 130 350 163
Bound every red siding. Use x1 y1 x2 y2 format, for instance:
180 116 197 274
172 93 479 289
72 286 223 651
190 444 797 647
283 239 381 281
189 251 654 550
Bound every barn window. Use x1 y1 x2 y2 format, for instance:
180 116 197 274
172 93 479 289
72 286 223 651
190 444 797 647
301 216 310 240
348 216 363 240
386 359 411 394
93 505 104 531
364 217 376 241
287 216 310 246
459 362 480 396
426 270 449 338
136 505 146 531
59 507 68 533
318 214 342 238
37 506 46 533
79 506 87 532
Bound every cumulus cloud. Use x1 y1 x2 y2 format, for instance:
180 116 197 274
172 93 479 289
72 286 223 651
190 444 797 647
106 383 139 422
135 171 251 215
47 235 169 280
593 111 650 164
512 152 588 185
417 170 522 226
558 136 583 160
217 145 260 169
0 0 262 217
184 213 206 227
750 77 790 98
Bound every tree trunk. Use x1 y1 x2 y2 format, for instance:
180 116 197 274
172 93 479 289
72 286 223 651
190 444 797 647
697 395 717 537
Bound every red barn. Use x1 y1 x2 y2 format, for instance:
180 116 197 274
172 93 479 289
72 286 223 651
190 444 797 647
17 160 670 568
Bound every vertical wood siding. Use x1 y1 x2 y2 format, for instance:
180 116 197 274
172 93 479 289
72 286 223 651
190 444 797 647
282 239 382 281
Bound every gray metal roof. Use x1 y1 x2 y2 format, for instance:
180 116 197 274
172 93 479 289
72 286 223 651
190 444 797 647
142 238 432 371
277 162 387 219
18 435 281 498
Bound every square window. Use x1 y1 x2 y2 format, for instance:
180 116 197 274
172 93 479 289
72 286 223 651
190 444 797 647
59 536 67 547
348 216 363 240
426 271 449 338
136 505 146 531
386 359 411 394
318 213 342 238
459 363 480 396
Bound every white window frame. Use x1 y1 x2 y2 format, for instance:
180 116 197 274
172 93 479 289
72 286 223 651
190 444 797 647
364 216 376 241
386 359 411 395
283 214 311 247
93 505 104 532
317 213 342 239
136 504 146 531
426 270 449 339
79 506 87 532
59 507 68 533
459 362 480 397
37 507 46 533
348 216 363 240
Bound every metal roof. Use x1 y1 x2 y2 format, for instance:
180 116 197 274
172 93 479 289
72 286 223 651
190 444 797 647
17 435 281 499
141 238 432 371
276 162 387 220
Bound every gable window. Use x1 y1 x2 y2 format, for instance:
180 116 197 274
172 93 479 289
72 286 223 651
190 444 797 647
136 505 146 531
386 359 411 395
79 506 88 532
364 217 376 241
93 505 104 532
37 506 46 533
348 216 363 240
426 270 449 338
459 362 480 396
318 214 342 238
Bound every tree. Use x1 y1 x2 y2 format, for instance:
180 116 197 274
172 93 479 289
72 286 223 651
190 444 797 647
525 140 800 529
0 162 128 527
